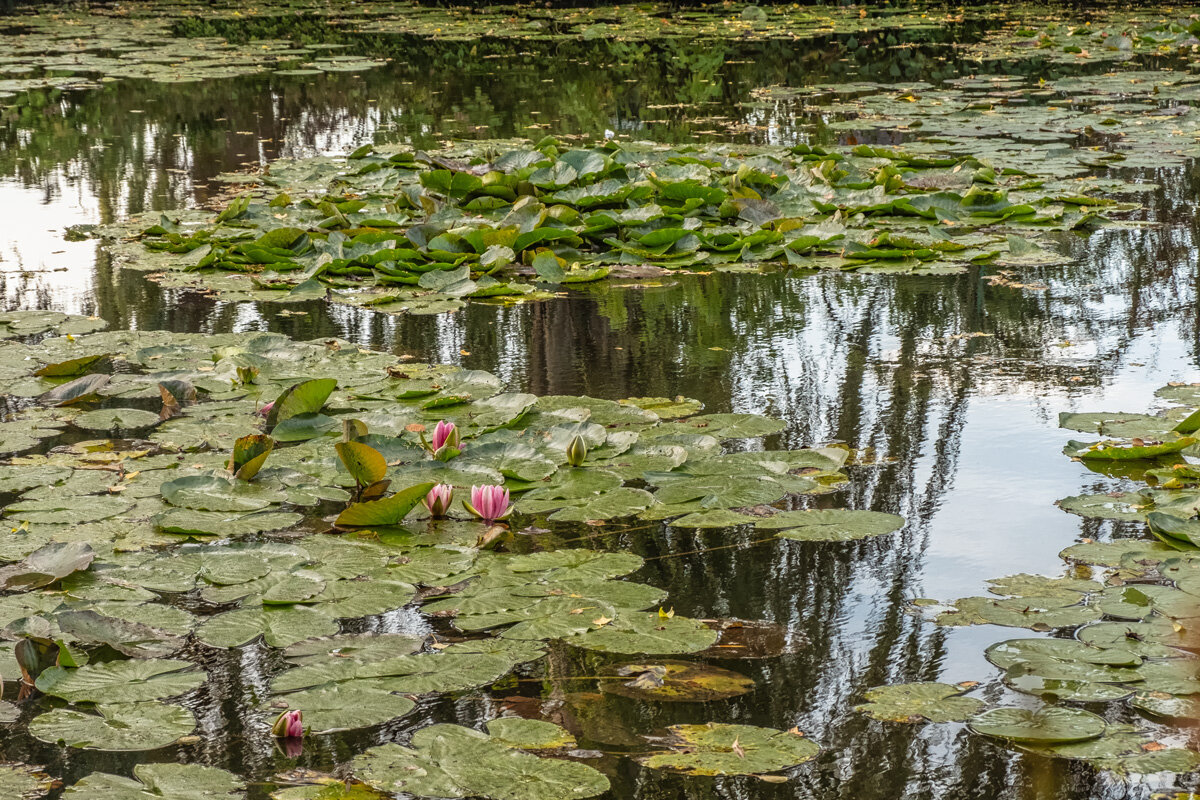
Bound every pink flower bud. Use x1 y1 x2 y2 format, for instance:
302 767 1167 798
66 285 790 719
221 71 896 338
257 400 275 418
464 484 512 524
271 709 303 738
423 483 454 517
431 420 459 452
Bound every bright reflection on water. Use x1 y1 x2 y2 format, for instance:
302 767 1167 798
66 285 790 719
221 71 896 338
1 14 1199 800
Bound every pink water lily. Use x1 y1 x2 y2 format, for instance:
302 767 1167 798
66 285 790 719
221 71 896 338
271 709 303 738
423 484 454 517
257 400 275 418
464 484 512 524
431 420 459 451
423 420 461 460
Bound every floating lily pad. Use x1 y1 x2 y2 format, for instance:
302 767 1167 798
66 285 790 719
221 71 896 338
484 718 576 749
641 723 819 775
30 702 195 750
352 724 609 800
35 659 205 703
63 763 244 799
600 660 755 702
854 682 984 723
758 509 904 541
968 706 1106 745
270 683 415 734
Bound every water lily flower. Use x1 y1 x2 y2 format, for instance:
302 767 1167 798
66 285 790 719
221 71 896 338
464 484 512 524
423 420 462 461
566 434 588 467
257 400 275 418
423 483 454 517
271 709 303 738
432 420 459 451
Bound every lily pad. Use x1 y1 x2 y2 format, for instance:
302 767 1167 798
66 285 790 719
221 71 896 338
855 682 984 723
600 660 755 702
35 659 205 703
641 723 819 775
968 706 1106 745
352 724 609 800
758 509 904 541
30 702 195 750
63 763 244 799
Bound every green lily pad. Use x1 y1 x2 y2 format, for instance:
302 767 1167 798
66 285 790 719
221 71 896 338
73 408 162 432
854 682 984 723
600 660 755 702
757 509 904 541
352 724 609 800
574 613 718 654
35 659 206 703
63 763 244 799
968 706 1106 744
197 606 339 649
641 723 819 775
30 702 195 750
269 682 415 733
484 718 576 749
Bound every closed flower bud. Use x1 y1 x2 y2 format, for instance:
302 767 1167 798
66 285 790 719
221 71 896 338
565 434 588 467
423 484 454 517
271 709 303 738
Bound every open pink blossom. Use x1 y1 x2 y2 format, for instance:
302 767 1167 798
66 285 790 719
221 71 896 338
464 484 512 524
271 709 303 738
423 484 454 517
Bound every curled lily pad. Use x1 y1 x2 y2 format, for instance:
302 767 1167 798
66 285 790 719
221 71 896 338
600 660 755 702
30 702 195 751
641 723 819 776
854 682 984 723
352 724 609 800
63 763 244 799
0 542 95 592
968 706 1106 745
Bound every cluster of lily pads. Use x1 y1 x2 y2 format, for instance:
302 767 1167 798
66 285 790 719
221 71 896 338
0 313 905 797
0 12 384 102
756 68 1200 173
849 382 1200 776
105 132 1137 315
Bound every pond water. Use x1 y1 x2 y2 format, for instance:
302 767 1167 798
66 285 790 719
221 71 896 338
1 4 1200 799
